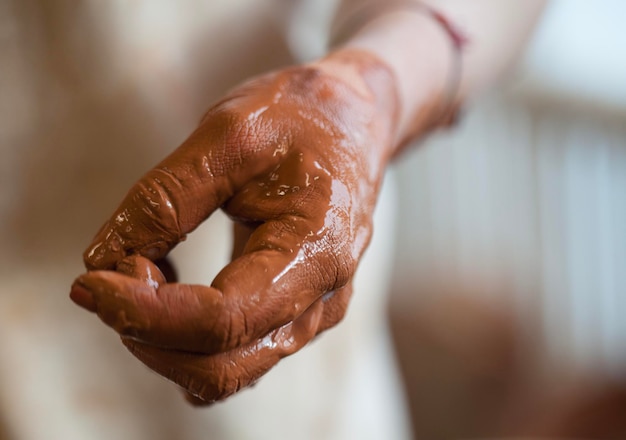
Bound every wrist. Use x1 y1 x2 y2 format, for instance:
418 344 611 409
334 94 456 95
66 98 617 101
335 8 458 150
311 48 401 162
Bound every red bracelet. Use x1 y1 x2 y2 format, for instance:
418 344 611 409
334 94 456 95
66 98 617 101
330 1 467 128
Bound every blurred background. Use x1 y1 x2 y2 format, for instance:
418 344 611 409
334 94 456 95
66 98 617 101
390 0 626 437
0 0 625 439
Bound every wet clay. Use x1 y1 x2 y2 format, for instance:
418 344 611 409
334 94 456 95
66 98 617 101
71 49 399 403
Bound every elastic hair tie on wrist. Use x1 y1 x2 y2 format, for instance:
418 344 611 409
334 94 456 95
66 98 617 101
330 1 468 128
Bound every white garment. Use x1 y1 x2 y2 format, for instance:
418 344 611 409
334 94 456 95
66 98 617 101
0 1 410 439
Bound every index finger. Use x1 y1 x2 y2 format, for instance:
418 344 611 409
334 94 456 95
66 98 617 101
84 101 287 270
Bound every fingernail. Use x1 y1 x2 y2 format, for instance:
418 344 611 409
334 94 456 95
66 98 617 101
70 281 98 313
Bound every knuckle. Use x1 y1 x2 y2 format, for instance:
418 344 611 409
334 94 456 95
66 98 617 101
125 170 182 246
191 362 248 403
313 241 356 293
334 251 357 287
208 304 248 353
323 232 358 290
205 99 286 166
207 105 260 151
177 361 229 403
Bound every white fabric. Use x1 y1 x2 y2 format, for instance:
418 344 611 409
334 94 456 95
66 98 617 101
0 1 410 438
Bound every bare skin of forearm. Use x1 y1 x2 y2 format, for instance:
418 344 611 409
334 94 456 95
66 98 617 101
332 0 547 146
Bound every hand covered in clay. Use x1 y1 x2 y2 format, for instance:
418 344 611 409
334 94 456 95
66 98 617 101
70 49 399 404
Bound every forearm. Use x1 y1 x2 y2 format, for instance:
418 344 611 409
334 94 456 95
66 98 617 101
327 0 547 148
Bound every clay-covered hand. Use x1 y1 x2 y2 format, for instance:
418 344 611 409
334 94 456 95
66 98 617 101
70 49 399 404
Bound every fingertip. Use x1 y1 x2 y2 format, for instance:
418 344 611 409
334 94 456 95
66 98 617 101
83 233 171 272
70 280 97 313
83 237 125 271
82 226 166 271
